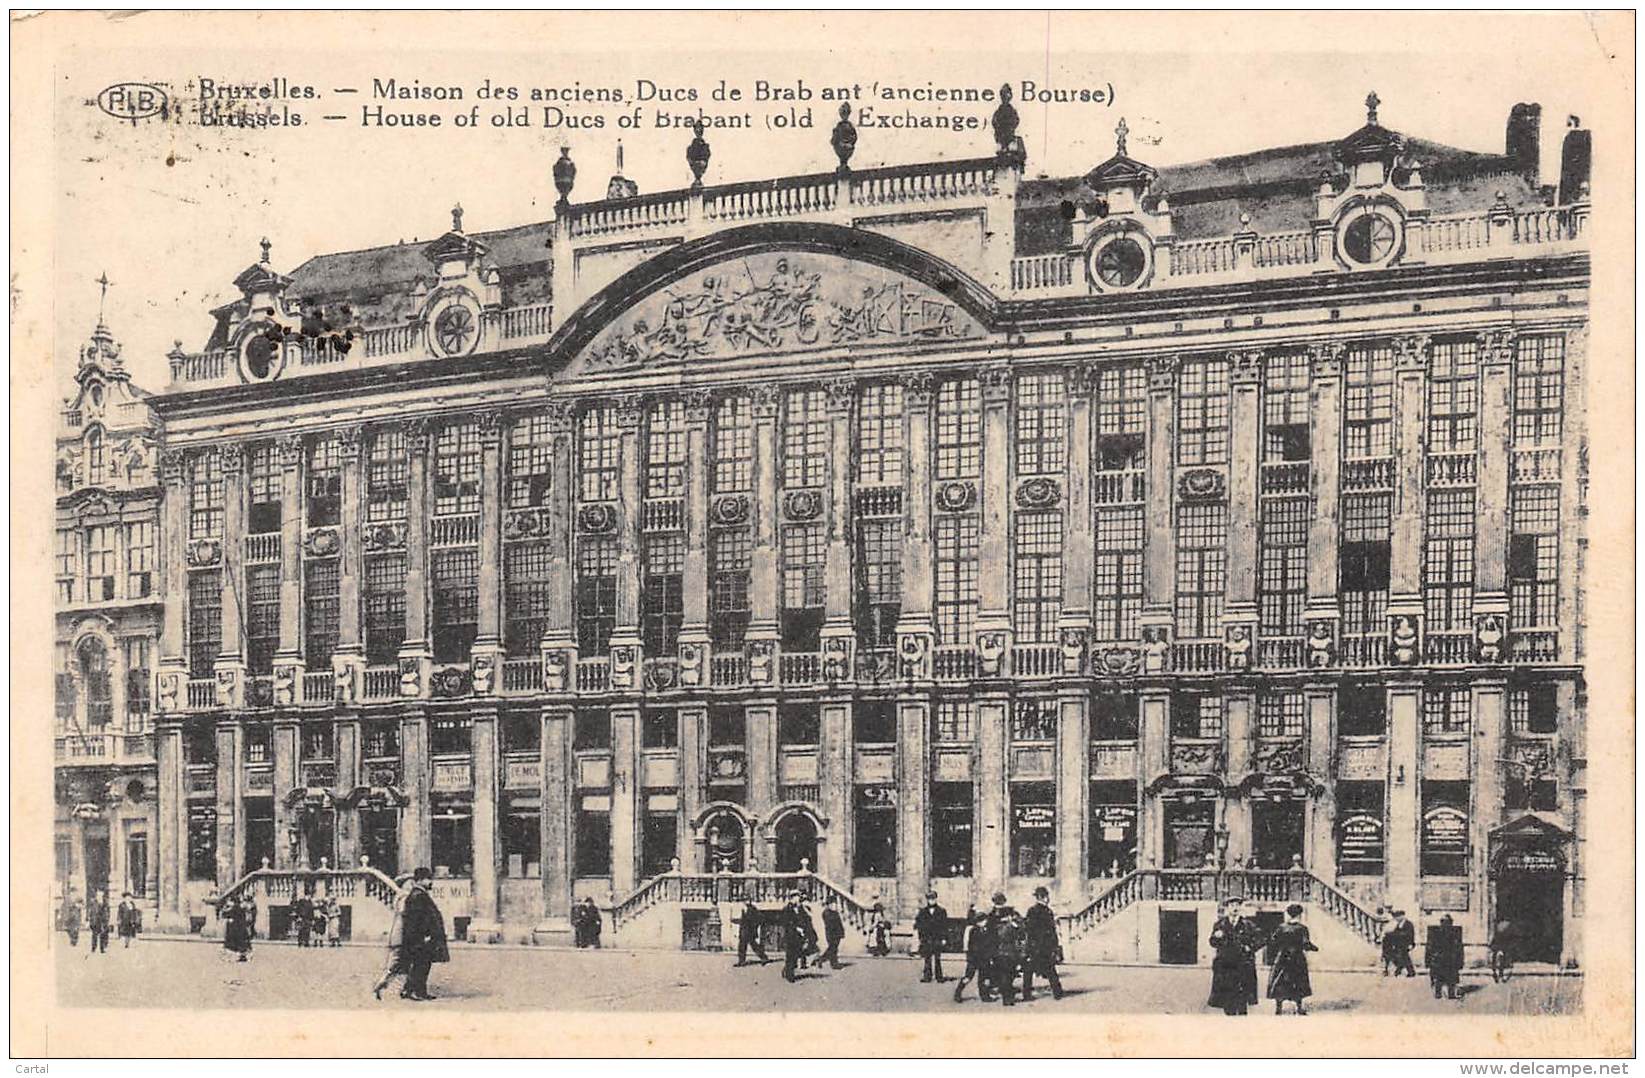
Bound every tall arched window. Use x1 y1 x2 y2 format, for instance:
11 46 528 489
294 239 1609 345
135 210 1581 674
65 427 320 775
76 638 112 730
86 428 106 487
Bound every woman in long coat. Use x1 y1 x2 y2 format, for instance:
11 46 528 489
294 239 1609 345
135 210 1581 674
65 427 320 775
1207 900 1263 1015
222 895 254 961
1266 903 1319 1014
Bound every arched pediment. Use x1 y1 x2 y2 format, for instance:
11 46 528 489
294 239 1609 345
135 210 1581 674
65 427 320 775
548 222 999 377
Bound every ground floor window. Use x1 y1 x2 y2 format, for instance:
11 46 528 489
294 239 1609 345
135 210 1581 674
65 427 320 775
1163 797 1215 869
575 797 612 878
931 782 973 877
1336 781 1385 876
1089 781 1138 879
1010 782 1056 877
186 804 216 880
431 802 473 878
502 798 541 878
243 801 275 876
641 803 679 878
853 785 896 877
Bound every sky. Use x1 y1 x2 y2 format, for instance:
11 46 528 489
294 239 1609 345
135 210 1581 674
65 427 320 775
44 11 1615 400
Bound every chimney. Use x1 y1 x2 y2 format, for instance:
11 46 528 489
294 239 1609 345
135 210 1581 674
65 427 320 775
1505 102 1541 183
1558 116 1591 205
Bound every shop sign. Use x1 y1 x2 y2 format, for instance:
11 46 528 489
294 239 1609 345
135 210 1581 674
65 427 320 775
1014 804 1055 830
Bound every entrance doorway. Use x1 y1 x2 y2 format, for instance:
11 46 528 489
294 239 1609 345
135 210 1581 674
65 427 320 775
244 802 275 875
83 831 110 899
1251 798 1306 870
1159 909 1199 964
1496 869 1565 964
773 813 819 872
298 808 336 869
703 811 746 872
360 809 400 876
125 832 148 898
1164 799 1215 868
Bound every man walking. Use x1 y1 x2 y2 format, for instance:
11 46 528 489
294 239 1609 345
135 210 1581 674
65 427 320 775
116 892 141 948
60 886 82 948
1021 886 1064 1001
780 890 810 983
914 890 949 983
1425 913 1464 1000
819 900 846 970
292 889 314 948
86 890 111 954
399 867 449 1001
984 893 1024 1006
1384 909 1417 978
733 900 769 966
952 905 996 1003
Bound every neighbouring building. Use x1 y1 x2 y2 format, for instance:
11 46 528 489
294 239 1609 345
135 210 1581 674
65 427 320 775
54 295 164 923
141 91 1589 964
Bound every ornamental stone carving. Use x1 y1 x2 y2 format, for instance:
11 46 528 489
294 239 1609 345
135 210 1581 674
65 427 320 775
578 503 618 535
363 522 408 551
159 450 187 486
1016 477 1062 510
610 645 637 689
215 667 241 708
823 378 855 414
219 443 244 475
336 426 362 463
976 631 1007 677
503 508 552 540
542 649 569 692
711 493 751 527
823 635 854 682
333 663 356 706
1224 623 1253 671
1306 620 1337 668
1060 627 1088 675
1171 742 1223 775
471 654 495 695
1481 327 1517 368
1308 341 1345 379
980 365 1013 403
1255 739 1307 776
186 538 223 568
430 666 470 699
746 640 774 685
1389 614 1420 665
1229 350 1264 385
1178 468 1226 501
272 665 297 707
1475 612 1507 663
1146 354 1179 393
898 370 936 406
277 434 305 469
783 489 824 521
645 658 678 692
936 480 977 513
1141 625 1171 674
305 527 341 559
156 671 181 713
398 658 421 698
1095 645 1142 677
896 633 927 679
678 642 705 688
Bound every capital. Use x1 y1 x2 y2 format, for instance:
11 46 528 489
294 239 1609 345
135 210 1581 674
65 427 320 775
405 416 434 453
1145 353 1179 393
336 425 362 463
823 378 856 414
1480 326 1517 368
1395 334 1432 373
1307 341 1345 379
751 383 782 419
159 449 187 486
682 388 714 425
981 364 1013 403
1229 349 1265 386
218 442 244 475
277 434 305 470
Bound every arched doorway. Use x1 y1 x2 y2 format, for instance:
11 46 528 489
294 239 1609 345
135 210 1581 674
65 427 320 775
702 810 746 873
773 813 819 872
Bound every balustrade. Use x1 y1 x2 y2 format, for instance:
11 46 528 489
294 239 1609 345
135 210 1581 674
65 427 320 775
1255 637 1303 670
1340 632 1387 668
1424 630 1473 665
361 666 399 702
502 658 540 693
429 514 480 547
1341 457 1395 492
499 303 553 340
778 652 822 686
243 533 281 563
1012 643 1060 679
187 679 217 709
1511 448 1562 484
1509 629 1559 664
1093 469 1146 506
1171 640 1224 674
932 645 977 682
642 498 685 533
577 658 611 693
1260 461 1310 495
1426 451 1478 488
710 652 747 687
302 671 334 705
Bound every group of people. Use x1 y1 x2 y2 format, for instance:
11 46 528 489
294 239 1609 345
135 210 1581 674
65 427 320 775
372 866 449 1002
732 891 848 978
1378 906 1480 999
57 887 143 953
570 896 604 948
290 891 344 948
1207 899 1318 1016
950 888 1066 1006
220 892 258 962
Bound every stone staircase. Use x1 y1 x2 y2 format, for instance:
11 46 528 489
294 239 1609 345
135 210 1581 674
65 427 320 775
206 866 405 942
609 871 882 950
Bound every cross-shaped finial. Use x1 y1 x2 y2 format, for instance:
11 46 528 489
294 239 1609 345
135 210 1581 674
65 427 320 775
452 203 464 233
1116 117 1129 156
259 236 272 264
95 272 111 320
616 140 625 174
1365 91 1380 125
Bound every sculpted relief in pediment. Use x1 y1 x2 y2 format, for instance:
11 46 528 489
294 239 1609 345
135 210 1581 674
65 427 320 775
578 252 982 373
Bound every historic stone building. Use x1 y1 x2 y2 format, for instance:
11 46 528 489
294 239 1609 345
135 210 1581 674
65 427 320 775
144 92 1589 963
54 294 164 921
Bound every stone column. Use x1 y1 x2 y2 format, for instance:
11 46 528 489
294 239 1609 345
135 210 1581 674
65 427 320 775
895 696 930 917
678 704 707 829
155 720 184 927
976 694 1010 896
746 700 777 824
819 697 853 881
1061 366 1095 631
473 413 505 668
271 718 298 869
897 375 936 659
821 379 855 646
275 436 304 672
748 387 781 641
215 446 246 699
1475 330 1515 609
1138 688 1170 867
1469 678 1508 943
1226 352 1263 652
1389 336 1431 640
400 422 433 692
1385 682 1422 914
335 713 361 866
679 394 712 679
1305 685 1337 877
537 705 573 933
609 703 640 893
399 709 431 872
1223 690 1255 866
1143 356 1178 637
613 398 643 648
469 707 501 937
1305 344 1345 642
334 428 364 691
1055 688 1089 901
214 719 240 889
976 368 1013 651
157 453 189 668
543 402 577 651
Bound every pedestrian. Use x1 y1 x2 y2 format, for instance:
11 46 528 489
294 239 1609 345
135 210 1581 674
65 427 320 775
914 890 949 983
116 892 141 948
398 866 449 1001
819 900 845 970
780 890 810 982
951 905 996 1003
984 892 1025 1007
292 889 314 948
1207 899 1263 1015
372 875 412 1000
1021 886 1064 1001
580 897 603 949
733 900 769 966
1384 909 1417 978
1266 903 1319 1015
311 897 330 952
325 896 343 947
60 886 82 948
1488 919 1515 983
86 890 111 954
222 895 254 963
1425 913 1464 1000
867 901 892 957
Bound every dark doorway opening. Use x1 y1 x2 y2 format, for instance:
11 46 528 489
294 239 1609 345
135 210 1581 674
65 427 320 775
1159 909 1199 965
1252 798 1306 870
773 813 819 872
1164 799 1215 868
1496 870 1564 964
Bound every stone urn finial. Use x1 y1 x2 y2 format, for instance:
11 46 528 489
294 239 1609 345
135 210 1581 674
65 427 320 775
552 146 577 209
686 120 711 191
830 102 857 175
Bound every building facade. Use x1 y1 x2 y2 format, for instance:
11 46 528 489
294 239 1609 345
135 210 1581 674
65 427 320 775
144 93 1590 962
54 304 164 920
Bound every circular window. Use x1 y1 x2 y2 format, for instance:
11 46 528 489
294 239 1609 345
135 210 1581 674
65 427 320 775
236 324 288 384
1086 230 1153 293
426 292 483 359
1336 204 1404 268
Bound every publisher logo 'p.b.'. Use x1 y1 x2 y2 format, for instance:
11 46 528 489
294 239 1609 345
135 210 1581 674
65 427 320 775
97 83 169 123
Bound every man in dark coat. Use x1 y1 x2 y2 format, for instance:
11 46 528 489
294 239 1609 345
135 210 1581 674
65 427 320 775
1207 899 1264 1015
292 890 314 947
734 900 769 966
116 892 142 947
1021 886 1064 1001
1266 903 1319 1014
779 891 811 982
581 897 603 949
1384 909 1417 977
913 890 949 983
984 893 1025 1006
86 890 111 954
952 905 996 1003
399 867 449 1001
819 900 846 970
1426 913 1465 999
59 887 82 947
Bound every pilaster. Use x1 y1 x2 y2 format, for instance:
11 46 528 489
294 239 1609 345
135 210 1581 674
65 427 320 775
976 367 1013 647
1306 343 1345 633
399 709 431 872
895 695 930 917
609 702 640 893
1476 329 1515 597
1055 688 1089 902
1390 336 1431 623
1143 356 1177 627
975 693 1009 896
819 696 852 881
275 435 304 667
1304 684 1337 877
213 718 240 890
537 705 573 933
271 718 298 869
1385 682 1422 915
749 387 781 640
399 421 433 689
469 707 501 938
